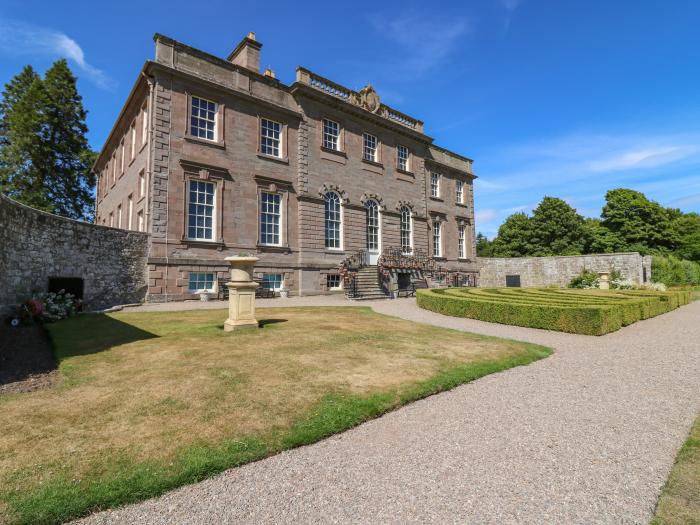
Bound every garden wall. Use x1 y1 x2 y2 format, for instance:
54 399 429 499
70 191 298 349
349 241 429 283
0 194 149 313
477 252 652 288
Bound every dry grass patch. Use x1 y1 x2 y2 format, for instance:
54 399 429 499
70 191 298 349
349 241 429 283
0 306 550 524
652 414 700 525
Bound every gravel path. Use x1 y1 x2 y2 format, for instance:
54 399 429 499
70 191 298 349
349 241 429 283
78 298 700 524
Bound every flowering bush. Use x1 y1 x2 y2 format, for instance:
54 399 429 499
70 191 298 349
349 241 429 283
642 282 668 292
9 290 79 326
568 269 600 289
41 290 79 321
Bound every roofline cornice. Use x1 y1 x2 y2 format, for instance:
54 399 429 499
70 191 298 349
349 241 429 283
290 82 434 144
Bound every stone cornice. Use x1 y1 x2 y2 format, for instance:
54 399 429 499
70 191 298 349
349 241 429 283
145 61 302 120
291 83 433 144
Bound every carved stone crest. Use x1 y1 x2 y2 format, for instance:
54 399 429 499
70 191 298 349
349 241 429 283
358 84 381 114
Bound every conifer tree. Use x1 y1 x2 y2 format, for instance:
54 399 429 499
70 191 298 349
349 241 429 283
0 60 95 220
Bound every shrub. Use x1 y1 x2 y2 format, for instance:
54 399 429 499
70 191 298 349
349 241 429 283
652 255 700 286
417 287 688 335
568 269 600 289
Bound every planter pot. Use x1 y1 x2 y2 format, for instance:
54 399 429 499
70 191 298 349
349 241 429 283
279 289 289 299
224 256 259 282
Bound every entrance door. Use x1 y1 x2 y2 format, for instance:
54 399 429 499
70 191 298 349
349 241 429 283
365 200 380 265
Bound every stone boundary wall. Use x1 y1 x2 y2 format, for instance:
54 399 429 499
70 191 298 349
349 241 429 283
0 194 149 312
477 252 652 288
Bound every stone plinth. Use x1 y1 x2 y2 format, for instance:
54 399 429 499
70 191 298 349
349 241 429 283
223 256 259 331
598 271 610 290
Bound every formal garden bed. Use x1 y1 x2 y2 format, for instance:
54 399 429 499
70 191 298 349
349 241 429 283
0 306 550 524
417 288 692 335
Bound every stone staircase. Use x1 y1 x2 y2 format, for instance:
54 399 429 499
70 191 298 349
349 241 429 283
346 266 388 300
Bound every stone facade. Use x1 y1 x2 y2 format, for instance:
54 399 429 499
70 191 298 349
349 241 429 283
0 194 149 312
93 32 478 301
477 253 653 288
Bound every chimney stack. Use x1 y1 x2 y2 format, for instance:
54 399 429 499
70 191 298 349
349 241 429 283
263 67 276 79
227 32 262 73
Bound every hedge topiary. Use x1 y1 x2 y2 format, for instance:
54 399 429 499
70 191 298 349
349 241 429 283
416 288 689 335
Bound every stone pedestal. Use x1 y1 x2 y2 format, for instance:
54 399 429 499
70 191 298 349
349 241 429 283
598 271 610 290
223 256 260 332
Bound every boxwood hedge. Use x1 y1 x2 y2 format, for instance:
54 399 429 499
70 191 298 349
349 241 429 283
416 288 690 335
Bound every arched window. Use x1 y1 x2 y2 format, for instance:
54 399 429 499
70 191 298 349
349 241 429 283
365 200 379 251
400 206 412 254
324 192 342 249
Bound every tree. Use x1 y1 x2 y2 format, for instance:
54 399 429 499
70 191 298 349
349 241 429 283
0 75 47 209
490 212 533 257
41 60 95 220
476 232 494 257
672 212 700 262
0 60 95 220
0 65 39 147
583 217 623 254
601 189 676 252
528 197 586 255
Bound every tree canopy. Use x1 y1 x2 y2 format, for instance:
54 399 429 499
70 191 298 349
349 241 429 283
477 189 700 263
0 60 95 220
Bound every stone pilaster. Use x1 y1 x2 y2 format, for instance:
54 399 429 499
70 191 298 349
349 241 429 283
149 77 172 240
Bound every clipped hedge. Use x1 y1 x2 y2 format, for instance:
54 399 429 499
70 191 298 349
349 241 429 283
416 288 690 335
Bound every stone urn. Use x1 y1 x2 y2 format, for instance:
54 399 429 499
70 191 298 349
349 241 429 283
598 271 610 290
223 256 260 331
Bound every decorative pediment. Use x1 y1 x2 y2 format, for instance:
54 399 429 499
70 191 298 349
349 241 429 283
360 192 385 209
318 183 348 203
396 200 415 212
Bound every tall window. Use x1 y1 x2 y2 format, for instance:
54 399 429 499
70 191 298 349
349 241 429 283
117 204 122 228
456 180 464 203
260 191 281 245
365 200 379 251
324 191 342 249
322 119 340 150
430 173 440 198
141 102 148 145
400 206 412 254
130 122 136 160
109 212 114 227
458 225 466 259
363 132 377 162
120 140 125 173
432 220 442 257
189 272 214 293
190 96 217 140
127 195 133 230
139 170 146 198
260 118 282 157
111 154 116 184
397 145 409 171
137 210 144 232
187 180 215 240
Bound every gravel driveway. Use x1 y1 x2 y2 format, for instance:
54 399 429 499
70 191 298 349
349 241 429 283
77 297 700 524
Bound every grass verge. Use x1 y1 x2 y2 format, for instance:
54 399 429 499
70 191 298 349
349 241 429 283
651 414 700 525
0 306 551 524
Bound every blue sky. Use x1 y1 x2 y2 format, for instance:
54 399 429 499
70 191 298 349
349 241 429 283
1 0 699 236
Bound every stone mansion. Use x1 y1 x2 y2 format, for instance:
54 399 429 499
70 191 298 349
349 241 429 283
94 32 478 300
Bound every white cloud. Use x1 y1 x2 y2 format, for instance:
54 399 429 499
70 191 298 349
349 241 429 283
370 11 470 75
475 209 498 223
0 19 113 89
588 145 698 172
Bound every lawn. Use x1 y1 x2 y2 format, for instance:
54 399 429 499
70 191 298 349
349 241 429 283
652 414 700 525
417 287 692 335
0 306 550 524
